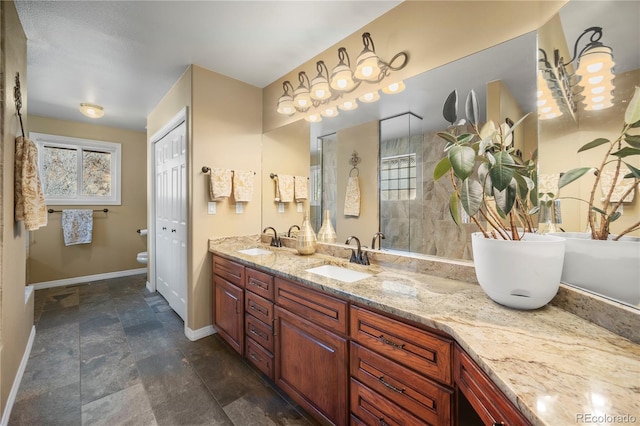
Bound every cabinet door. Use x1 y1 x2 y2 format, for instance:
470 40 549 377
454 345 531 426
213 276 244 355
275 306 348 426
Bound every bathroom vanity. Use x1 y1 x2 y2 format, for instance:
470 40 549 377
209 236 640 426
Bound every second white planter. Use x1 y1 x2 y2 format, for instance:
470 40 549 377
472 232 566 310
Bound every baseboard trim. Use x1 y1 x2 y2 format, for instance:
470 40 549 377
30 268 147 290
1 325 36 426
185 324 216 341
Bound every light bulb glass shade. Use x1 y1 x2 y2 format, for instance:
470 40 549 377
358 90 380 103
293 85 311 111
382 80 405 94
354 50 381 81
277 94 295 115
79 103 104 118
304 113 322 123
330 64 356 91
310 75 332 101
338 99 358 111
320 106 339 118
584 100 613 111
576 45 615 77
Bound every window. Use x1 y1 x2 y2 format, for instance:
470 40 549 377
32 132 122 205
380 153 416 201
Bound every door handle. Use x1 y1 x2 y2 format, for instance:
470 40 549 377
171 229 176 233
162 227 167 230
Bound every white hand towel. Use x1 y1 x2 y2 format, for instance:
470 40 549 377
600 169 636 202
294 176 308 202
209 168 233 201
233 170 254 202
14 136 47 231
276 175 294 203
344 176 361 217
62 209 93 246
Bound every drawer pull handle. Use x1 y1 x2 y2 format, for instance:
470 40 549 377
379 418 389 426
249 303 267 315
249 352 262 363
249 279 266 289
492 423 505 426
378 376 405 394
249 326 268 340
379 335 405 350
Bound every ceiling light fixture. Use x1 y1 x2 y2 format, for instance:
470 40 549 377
79 103 104 118
277 32 408 120
538 26 615 119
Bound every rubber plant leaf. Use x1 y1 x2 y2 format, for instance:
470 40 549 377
624 162 640 178
437 131 457 145
443 90 458 125
558 167 594 189
624 86 640 125
460 178 483 217
502 113 531 143
625 134 640 148
449 192 462 226
612 147 640 158
578 138 610 152
478 162 493 195
489 151 516 191
448 145 476 181
494 178 517 216
608 211 622 223
433 156 452 181
465 90 479 126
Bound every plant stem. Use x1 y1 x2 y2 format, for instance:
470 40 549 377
614 224 640 240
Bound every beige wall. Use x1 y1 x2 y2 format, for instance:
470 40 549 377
263 1 566 132
147 65 262 332
262 120 310 234
26 117 147 283
0 0 34 416
335 121 379 243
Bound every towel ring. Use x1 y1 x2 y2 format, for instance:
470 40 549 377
349 167 359 177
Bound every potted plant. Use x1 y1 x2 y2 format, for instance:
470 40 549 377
434 89 565 310
554 86 640 305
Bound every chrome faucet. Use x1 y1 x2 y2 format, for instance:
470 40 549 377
263 227 282 247
287 224 300 238
371 232 385 250
345 236 369 265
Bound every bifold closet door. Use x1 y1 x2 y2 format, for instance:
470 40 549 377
154 121 187 321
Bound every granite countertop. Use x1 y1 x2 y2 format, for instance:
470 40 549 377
208 235 640 426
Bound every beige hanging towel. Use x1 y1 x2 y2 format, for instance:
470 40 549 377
275 174 294 203
344 176 361 217
14 136 48 231
233 170 254 202
600 169 636 202
294 176 308 201
209 168 232 201
62 209 93 246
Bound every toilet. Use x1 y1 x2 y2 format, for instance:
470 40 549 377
137 229 148 265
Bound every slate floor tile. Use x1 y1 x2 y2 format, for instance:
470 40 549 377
81 383 156 426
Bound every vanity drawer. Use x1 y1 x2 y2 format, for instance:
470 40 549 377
350 306 452 385
246 337 274 379
275 277 348 335
245 291 274 324
246 267 275 300
350 342 452 425
245 314 274 353
213 255 245 287
350 379 425 426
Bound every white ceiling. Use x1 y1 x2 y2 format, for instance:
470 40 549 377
15 0 402 132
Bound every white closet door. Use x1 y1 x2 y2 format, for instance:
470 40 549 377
154 121 187 321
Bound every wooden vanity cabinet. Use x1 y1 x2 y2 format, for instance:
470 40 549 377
212 256 245 355
275 277 349 426
244 267 275 378
454 344 531 426
350 306 453 426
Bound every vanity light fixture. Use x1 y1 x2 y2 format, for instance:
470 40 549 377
79 103 104 118
538 26 615 118
277 32 408 120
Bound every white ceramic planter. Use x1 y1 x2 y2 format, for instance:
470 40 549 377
472 232 565 310
550 232 640 306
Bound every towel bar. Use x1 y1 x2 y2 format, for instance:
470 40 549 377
48 208 108 213
270 173 308 180
202 166 255 175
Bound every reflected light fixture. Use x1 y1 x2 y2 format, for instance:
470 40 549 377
79 103 104 118
538 26 615 119
277 32 408 120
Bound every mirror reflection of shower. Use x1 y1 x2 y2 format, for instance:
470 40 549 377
379 113 423 252
310 133 337 233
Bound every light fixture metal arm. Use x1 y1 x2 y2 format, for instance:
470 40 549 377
564 26 604 67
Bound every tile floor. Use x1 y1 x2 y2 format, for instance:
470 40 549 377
9 274 319 426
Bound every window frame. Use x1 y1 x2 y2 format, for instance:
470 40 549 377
32 132 122 206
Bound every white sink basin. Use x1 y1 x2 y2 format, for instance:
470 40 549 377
305 265 372 283
237 248 272 256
